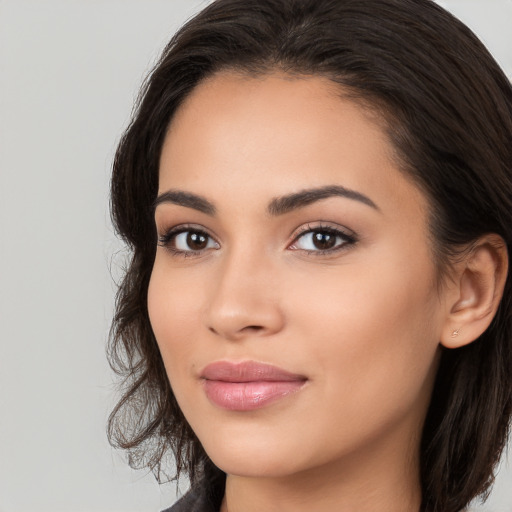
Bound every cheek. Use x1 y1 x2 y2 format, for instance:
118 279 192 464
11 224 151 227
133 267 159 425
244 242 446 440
286 248 442 419
291 252 437 330
147 261 210 430
147 261 202 375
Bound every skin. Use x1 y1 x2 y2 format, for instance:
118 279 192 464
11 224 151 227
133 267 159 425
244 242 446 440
147 72 496 512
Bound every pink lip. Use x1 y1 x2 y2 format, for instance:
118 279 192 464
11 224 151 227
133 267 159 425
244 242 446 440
200 361 307 411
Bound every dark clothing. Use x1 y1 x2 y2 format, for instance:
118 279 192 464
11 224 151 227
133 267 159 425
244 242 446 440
162 470 226 512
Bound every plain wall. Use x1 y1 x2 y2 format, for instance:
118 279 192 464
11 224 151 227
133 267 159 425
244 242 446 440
0 1 510 511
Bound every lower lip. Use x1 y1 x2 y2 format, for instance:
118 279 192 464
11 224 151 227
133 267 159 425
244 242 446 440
202 380 305 411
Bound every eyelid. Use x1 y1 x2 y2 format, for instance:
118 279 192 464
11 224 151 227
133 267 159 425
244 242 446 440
157 221 358 257
290 222 356 241
158 223 220 256
288 222 358 254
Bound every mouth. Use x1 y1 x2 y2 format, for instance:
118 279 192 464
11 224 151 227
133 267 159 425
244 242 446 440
200 360 308 411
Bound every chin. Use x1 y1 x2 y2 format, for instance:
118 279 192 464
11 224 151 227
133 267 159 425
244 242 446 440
209 452 301 479
199 431 308 478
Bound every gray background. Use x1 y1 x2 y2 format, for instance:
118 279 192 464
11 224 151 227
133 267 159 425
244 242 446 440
0 1 511 511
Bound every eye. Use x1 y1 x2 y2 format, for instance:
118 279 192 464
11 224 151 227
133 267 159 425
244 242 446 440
289 225 357 254
158 226 219 256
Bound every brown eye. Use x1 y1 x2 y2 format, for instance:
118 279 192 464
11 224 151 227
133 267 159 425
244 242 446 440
186 232 209 250
290 227 356 254
159 228 220 254
311 232 337 250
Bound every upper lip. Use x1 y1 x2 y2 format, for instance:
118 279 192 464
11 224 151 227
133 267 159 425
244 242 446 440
200 360 307 383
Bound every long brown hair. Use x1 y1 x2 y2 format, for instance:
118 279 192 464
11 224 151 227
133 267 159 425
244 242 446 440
108 1 512 510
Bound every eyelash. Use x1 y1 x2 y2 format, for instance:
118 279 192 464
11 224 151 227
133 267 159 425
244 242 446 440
158 224 218 258
157 223 358 258
290 223 358 255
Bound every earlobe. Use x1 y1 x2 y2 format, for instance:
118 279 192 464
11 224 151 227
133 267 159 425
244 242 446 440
440 234 508 349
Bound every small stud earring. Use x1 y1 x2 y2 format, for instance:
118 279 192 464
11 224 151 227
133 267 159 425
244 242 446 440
451 329 460 338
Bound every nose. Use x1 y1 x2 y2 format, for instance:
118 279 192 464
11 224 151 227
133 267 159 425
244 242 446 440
203 249 285 342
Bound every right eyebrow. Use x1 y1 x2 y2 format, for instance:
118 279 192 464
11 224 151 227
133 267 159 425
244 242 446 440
153 190 216 216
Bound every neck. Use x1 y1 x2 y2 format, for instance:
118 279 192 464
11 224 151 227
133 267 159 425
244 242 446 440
220 424 422 512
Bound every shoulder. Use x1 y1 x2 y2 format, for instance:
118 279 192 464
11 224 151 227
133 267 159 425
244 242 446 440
161 485 211 512
161 471 226 512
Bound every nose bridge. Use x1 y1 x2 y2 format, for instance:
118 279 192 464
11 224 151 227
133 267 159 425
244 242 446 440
204 239 284 340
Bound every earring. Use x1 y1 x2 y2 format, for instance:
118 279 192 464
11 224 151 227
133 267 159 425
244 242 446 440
451 329 460 338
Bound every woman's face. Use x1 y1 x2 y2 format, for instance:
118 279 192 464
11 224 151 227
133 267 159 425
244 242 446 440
148 72 449 480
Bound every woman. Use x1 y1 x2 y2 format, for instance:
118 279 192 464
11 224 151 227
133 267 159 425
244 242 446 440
108 1 512 511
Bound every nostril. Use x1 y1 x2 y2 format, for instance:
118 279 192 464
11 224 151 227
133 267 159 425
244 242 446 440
208 324 264 338
205 298 285 340
243 325 264 332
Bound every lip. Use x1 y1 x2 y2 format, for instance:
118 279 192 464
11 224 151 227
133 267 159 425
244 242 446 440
200 361 307 411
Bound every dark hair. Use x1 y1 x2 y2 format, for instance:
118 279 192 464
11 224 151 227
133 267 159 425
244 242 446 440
108 1 512 510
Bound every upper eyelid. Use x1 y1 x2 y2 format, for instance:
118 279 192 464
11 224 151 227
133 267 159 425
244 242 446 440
290 222 356 239
157 226 220 257
157 221 358 248
157 224 219 246
158 221 353 238
159 223 216 237
287 222 358 256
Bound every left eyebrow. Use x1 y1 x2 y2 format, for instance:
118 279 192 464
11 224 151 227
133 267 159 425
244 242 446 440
267 185 379 215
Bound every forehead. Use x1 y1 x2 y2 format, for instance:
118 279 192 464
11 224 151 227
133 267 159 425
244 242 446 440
159 71 428 222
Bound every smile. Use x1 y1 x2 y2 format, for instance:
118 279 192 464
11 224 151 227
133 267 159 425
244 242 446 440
200 361 307 411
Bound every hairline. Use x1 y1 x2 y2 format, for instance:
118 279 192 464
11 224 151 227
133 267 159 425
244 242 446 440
164 64 457 287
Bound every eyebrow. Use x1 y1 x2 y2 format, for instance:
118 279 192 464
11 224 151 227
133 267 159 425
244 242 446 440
267 185 379 215
153 190 216 215
153 185 379 216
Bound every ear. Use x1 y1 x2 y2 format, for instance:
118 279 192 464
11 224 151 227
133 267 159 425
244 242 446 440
441 234 508 349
